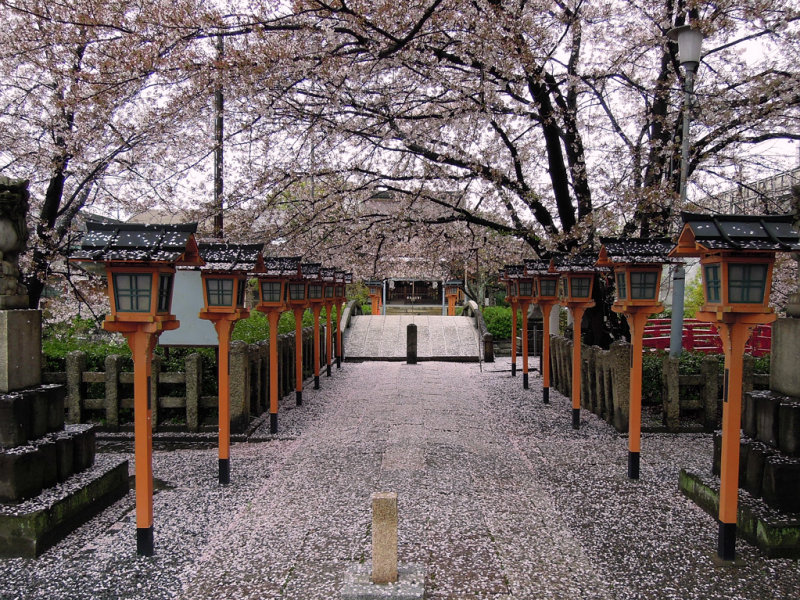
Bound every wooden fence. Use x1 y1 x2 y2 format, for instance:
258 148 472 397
43 326 329 433
549 335 769 432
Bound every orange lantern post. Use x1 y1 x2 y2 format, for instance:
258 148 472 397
512 267 536 390
552 254 597 429
334 271 348 368
71 222 202 556
321 267 336 377
255 257 298 434
501 266 520 377
526 259 560 404
366 280 383 315
308 273 325 389
597 238 672 479
670 212 800 561
444 280 462 316
198 243 262 484
292 263 318 406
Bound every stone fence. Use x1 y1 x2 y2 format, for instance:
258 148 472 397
462 301 493 362
43 326 328 434
548 335 769 433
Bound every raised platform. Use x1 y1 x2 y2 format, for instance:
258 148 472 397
0 456 129 557
679 469 800 558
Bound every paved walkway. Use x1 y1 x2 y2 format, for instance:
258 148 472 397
344 315 480 360
2 360 800 599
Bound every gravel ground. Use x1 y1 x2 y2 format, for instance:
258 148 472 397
1 359 799 600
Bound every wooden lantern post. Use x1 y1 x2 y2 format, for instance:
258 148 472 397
71 222 201 556
552 254 597 429
366 280 383 315
321 267 336 378
526 259 560 404
198 243 263 484
444 280 462 316
255 257 298 434
501 266 520 377
292 263 318 406
597 238 672 479
670 212 800 562
334 271 348 368
308 274 325 390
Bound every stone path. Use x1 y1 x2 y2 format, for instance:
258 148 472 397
2 360 800 599
344 315 480 360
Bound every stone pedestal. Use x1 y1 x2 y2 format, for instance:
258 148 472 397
0 309 41 393
770 317 800 398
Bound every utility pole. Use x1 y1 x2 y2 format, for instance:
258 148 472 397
213 34 224 238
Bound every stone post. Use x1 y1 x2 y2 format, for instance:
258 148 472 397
104 354 122 431
66 350 86 424
185 353 202 433
609 341 631 433
406 324 417 365
662 354 680 432
229 341 249 432
372 492 398 584
701 356 719 432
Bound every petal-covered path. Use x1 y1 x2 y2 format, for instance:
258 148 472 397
2 360 800 599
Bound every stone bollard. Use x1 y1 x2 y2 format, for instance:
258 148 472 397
406 324 417 365
372 492 398 584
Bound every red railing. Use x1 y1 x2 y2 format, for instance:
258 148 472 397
642 318 771 356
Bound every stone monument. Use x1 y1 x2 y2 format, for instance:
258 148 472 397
0 178 128 557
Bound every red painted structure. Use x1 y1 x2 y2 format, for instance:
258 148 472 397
642 318 771 356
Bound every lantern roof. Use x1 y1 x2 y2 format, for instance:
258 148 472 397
523 258 553 275
596 237 673 267
320 267 336 282
301 262 321 279
335 270 346 282
549 252 600 273
445 280 462 286
72 222 202 265
259 256 301 276
364 279 383 286
198 242 265 272
671 212 800 257
344 273 353 284
503 264 525 279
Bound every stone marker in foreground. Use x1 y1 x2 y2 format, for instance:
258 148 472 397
341 492 424 600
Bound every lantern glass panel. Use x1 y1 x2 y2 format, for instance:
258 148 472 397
158 274 173 312
616 272 627 300
309 283 323 299
728 263 768 304
325 285 335 298
113 273 152 312
704 265 721 303
519 281 533 297
539 278 557 297
237 279 247 307
570 276 592 299
507 280 517 296
288 283 306 301
630 271 658 300
559 278 568 298
336 285 344 297
206 278 234 307
260 281 282 303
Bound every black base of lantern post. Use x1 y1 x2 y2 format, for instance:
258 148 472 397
336 356 341 369
718 522 737 562
219 458 230 485
543 387 550 404
137 527 154 556
523 373 529 389
326 363 331 377
296 390 302 406
572 409 580 430
511 362 516 377
627 451 640 480
314 375 320 390
270 412 278 434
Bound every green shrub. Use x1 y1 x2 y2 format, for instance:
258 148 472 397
42 317 129 371
481 306 521 339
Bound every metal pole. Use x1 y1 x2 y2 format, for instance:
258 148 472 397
669 64 696 357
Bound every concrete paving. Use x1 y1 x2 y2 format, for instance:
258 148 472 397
2 359 800 599
344 315 480 360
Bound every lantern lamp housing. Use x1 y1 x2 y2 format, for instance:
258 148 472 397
254 256 300 312
596 238 673 310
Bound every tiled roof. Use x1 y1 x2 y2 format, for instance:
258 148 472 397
597 237 673 265
680 212 800 251
198 242 264 272
550 252 600 272
260 256 301 276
